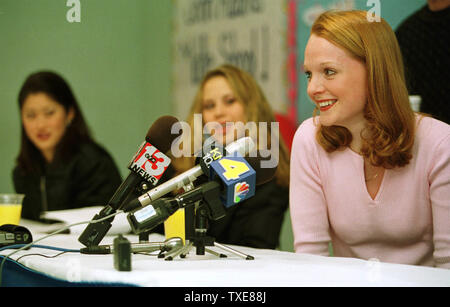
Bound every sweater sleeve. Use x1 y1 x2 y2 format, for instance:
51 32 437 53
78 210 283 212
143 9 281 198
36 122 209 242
289 119 330 256
430 133 450 269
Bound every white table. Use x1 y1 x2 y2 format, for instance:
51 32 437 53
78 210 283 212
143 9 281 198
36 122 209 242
2 229 449 287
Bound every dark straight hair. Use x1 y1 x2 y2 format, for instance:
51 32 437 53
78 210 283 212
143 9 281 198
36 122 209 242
17 71 94 173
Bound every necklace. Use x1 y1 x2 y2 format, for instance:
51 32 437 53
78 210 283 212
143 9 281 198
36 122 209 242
363 156 383 182
365 171 379 182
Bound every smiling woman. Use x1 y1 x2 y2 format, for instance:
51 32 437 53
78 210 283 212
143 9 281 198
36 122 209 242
290 10 450 269
13 71 122 220
201 75 247 145
171 64 291 250
303 34 368 135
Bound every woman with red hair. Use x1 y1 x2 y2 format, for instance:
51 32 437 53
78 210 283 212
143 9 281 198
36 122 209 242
290 10 450 268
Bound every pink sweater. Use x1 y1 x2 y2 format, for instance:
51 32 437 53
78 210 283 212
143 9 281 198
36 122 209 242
290 116 450 269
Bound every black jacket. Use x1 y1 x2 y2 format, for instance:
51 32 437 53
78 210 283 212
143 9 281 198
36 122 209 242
207 179 289 249
13 142 122 220
396 5 450 124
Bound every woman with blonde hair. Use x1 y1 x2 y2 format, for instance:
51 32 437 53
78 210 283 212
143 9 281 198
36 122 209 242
174 64 290 249
290 10 450 268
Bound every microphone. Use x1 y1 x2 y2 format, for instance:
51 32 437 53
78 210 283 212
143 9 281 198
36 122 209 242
78 116 179 247
208 154 255 207
123 137 256 213
107 115 178 207
163 140 266 243
80 237 183 255
127 182 223 234
126 152 278 234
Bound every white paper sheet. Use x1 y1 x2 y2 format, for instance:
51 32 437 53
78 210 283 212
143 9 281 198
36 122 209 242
20 206 132 235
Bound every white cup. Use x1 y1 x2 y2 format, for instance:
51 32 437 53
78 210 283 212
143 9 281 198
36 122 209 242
409 95 421 112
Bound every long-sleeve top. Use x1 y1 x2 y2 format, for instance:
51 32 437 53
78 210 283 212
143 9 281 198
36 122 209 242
289 116 450 269
13 142 122 220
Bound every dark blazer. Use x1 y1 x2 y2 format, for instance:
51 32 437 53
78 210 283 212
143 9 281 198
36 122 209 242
207 179 289 249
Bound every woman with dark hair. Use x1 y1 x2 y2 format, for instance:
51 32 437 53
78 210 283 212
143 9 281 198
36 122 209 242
13 71 122 220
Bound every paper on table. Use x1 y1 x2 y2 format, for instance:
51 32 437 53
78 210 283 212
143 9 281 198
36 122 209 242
22 206 132 235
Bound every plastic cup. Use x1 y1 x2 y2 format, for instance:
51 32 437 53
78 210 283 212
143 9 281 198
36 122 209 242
0 194 25 226
409 95 421 112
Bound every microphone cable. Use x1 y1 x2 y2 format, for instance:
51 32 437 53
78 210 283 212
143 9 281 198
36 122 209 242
0 210 123 287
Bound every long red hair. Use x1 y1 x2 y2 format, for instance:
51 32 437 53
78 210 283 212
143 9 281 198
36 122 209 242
312 10 415 168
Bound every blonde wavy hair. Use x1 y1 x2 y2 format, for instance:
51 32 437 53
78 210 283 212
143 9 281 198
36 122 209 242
173 64 290 187
311 10 416 168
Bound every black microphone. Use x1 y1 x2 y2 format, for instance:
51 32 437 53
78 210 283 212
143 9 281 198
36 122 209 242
78 116 180 247
122 137 256 213
126 182 221 234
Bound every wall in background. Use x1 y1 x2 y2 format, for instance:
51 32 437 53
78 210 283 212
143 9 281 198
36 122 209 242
0 0 173 193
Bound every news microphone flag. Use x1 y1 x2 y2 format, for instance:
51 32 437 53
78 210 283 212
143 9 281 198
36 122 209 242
126 137 255 211
123 137 254 244
209 154 256 208
78 115 178 247
164 154 255 243
129 141 171 185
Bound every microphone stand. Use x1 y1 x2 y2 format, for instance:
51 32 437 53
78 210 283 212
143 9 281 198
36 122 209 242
126 181 255 261
163 199 254 261
80 236 185 257
78 174 147 247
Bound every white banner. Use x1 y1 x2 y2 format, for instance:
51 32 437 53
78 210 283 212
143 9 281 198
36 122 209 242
173 0 288 120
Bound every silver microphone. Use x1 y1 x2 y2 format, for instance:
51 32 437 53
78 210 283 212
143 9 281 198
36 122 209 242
80 237 183 254
124 137 256 211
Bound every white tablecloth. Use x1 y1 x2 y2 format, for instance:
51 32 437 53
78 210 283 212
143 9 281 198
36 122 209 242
1 208 449 287
2 234 450 286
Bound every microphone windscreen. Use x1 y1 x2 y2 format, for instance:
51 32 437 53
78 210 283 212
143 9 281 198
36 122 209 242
145 115 180 153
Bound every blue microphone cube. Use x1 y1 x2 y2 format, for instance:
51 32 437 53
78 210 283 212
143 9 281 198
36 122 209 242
210 155 256 208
